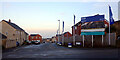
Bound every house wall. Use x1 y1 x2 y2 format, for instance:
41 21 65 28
1 21 16 40
64 32 72 37
1 21 17 48
2 39 7 48
5 39 16 48
15 30 27 45
29 35 42 43
72 24 81 36
56 36 62 42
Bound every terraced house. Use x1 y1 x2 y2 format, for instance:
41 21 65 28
0 19 28 48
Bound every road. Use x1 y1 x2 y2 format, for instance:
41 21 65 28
2 42 120 60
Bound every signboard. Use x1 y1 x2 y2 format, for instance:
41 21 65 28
81 28 105 32
81 20 105 29
81 32 105 35
81 14 105 35
81 15 105 23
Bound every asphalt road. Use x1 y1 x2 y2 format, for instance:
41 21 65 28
2 42 120 60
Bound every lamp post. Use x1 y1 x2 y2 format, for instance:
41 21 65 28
58 20 60 43
62 21 64 45
73 15 75 46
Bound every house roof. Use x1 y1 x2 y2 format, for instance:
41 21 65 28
2 20 28 35
115 20 120 23
72 21 81 28
30 34 40 36
2 20 24 31
56 34 62 36
25 32 29 35
0 33 7 39
64 32 71 35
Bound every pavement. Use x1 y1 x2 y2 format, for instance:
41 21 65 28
1 42 120 60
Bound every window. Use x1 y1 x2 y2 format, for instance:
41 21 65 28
16 31 17 34
17 31 19 34
32 37 34 39
39 37 40 39
105 24 107 27
36 37 37 39
6 32 8 35
21 32 22 35
75 26 77 30
13 34 15 36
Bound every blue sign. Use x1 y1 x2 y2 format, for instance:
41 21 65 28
81 15 105 23
81 32 105 35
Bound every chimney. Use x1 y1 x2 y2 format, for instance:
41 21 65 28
95 14 99 16
9 19 11 22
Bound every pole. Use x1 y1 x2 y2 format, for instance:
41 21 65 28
57 29 58 42
73 15 75 45
92 35 93 47
62 34 64 45
102 35 103 45
62 21 64 45
109 20 111 46
83 35 84 47
58 20 60 43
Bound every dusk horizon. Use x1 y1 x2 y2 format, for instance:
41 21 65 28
0 2 118 38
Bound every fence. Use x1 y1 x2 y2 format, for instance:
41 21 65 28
59 33 116 47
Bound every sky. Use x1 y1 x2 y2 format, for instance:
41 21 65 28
0 0 119 38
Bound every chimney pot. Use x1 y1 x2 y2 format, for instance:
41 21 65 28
9 19 11 22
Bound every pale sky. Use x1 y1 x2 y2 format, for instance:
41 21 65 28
0 1 119 38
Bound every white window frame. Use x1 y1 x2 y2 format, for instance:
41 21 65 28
75 26 77 30
32 37 34 39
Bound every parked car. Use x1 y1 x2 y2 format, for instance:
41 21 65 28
76 42 81 45
117 35 120 40
43 41 46 43
68 43 72 47
34 40 40 44
16 41 19 46
26 40 31 45
23 40 31 45
57 42 62 45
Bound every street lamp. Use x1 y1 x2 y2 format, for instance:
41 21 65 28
58 20 60 43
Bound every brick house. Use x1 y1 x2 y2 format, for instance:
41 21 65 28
55 34 62 42
112 20 120 37
72 21 81 36
29 34 42 43
0 19 28 48
63 32 72 37
55 32 72 43
51 36 56 43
